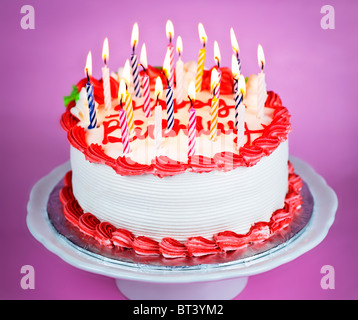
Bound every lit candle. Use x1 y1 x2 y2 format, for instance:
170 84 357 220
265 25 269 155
102 38 112 110
166 20 175 89
257 44 267 119
236 75 246 149
84 51 97 129
232 54 241 129
163 50 174 131
154 77 163 153
195 23 207 93
130 22 141 98
175 36 184 105
187 81 197 157
209 68 219 141
213 41 222 100
118 79 131 154
122 59 135 134
140 43 151 118
230 28 241 74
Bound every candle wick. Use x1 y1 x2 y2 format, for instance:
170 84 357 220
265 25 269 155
213 84 218 97
140 63 147 73
156 94 160 105
188 95 193 107
132 42 136 54
86 69 90 83
104 57 107 66
120 98 123 110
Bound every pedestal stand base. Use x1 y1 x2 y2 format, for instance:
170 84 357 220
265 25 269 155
115 277 248 300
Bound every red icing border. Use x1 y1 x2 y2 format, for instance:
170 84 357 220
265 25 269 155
60 162 303 258
62 88 291 177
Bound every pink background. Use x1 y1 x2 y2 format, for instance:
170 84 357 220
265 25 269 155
1 0 357 299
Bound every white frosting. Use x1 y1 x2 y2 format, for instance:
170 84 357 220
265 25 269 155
71 140 288 242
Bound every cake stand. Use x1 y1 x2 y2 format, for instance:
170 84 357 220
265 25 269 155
26 157 337 300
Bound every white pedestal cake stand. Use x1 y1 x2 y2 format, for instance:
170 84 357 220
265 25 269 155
27 157 337 300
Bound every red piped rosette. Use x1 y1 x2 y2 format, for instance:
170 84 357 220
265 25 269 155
62 77 291 177
60 162 304 259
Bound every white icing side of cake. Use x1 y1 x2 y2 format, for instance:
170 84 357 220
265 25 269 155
70 140 289 242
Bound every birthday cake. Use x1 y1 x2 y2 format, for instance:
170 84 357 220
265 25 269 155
59 23 303 258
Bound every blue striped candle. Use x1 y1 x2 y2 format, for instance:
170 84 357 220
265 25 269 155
86 82 97 129
130 53 141 98
166 85 174 130
234 89 243 130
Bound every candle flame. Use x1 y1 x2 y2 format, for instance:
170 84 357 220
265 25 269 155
214 41 221 66
123 59 131 86
140 43 148 69
238 74 246 96
188 81 196 101
231 54 240 79
198 23 207 46
230 28 239 55
210 68 219 93
131 22 139 50
163 48 171 80
166 20 174 42
176 36 183 56
118 79 126 101
85 51 92 77
102 38 109 64
257 44 265 70
155 76 163 98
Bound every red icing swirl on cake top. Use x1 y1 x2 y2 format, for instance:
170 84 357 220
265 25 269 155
62 69 291 177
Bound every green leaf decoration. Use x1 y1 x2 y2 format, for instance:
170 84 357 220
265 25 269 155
245 76 249 83
63 85 80 107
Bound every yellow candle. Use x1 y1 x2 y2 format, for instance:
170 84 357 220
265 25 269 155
209 68 219 141
195 23 207 93
122 59 135 134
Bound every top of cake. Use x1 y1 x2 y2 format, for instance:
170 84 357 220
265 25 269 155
62 23 291 178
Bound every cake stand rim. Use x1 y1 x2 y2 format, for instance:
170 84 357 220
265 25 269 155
26 157 338 284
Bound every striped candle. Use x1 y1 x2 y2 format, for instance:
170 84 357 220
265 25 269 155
195 47 206 93
257 72 267 119
84 51 97 129
188 107 197 157
124 92 134 134
130 23 141 98
155 104 162 153
102 38 111 110
102 65 111 110
175 36 184 105
86 82 97 129
118 109 130 154
142 73 151 117
195 23 207 93
166 20 175 89
209 96 219 141
168 43 175 89
130 53 141 98
257 44 267 120
230 28 242 73
236 75 246 148
166 85 174 130
234 88 243 130
140 43 151 118
215 68 222 100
